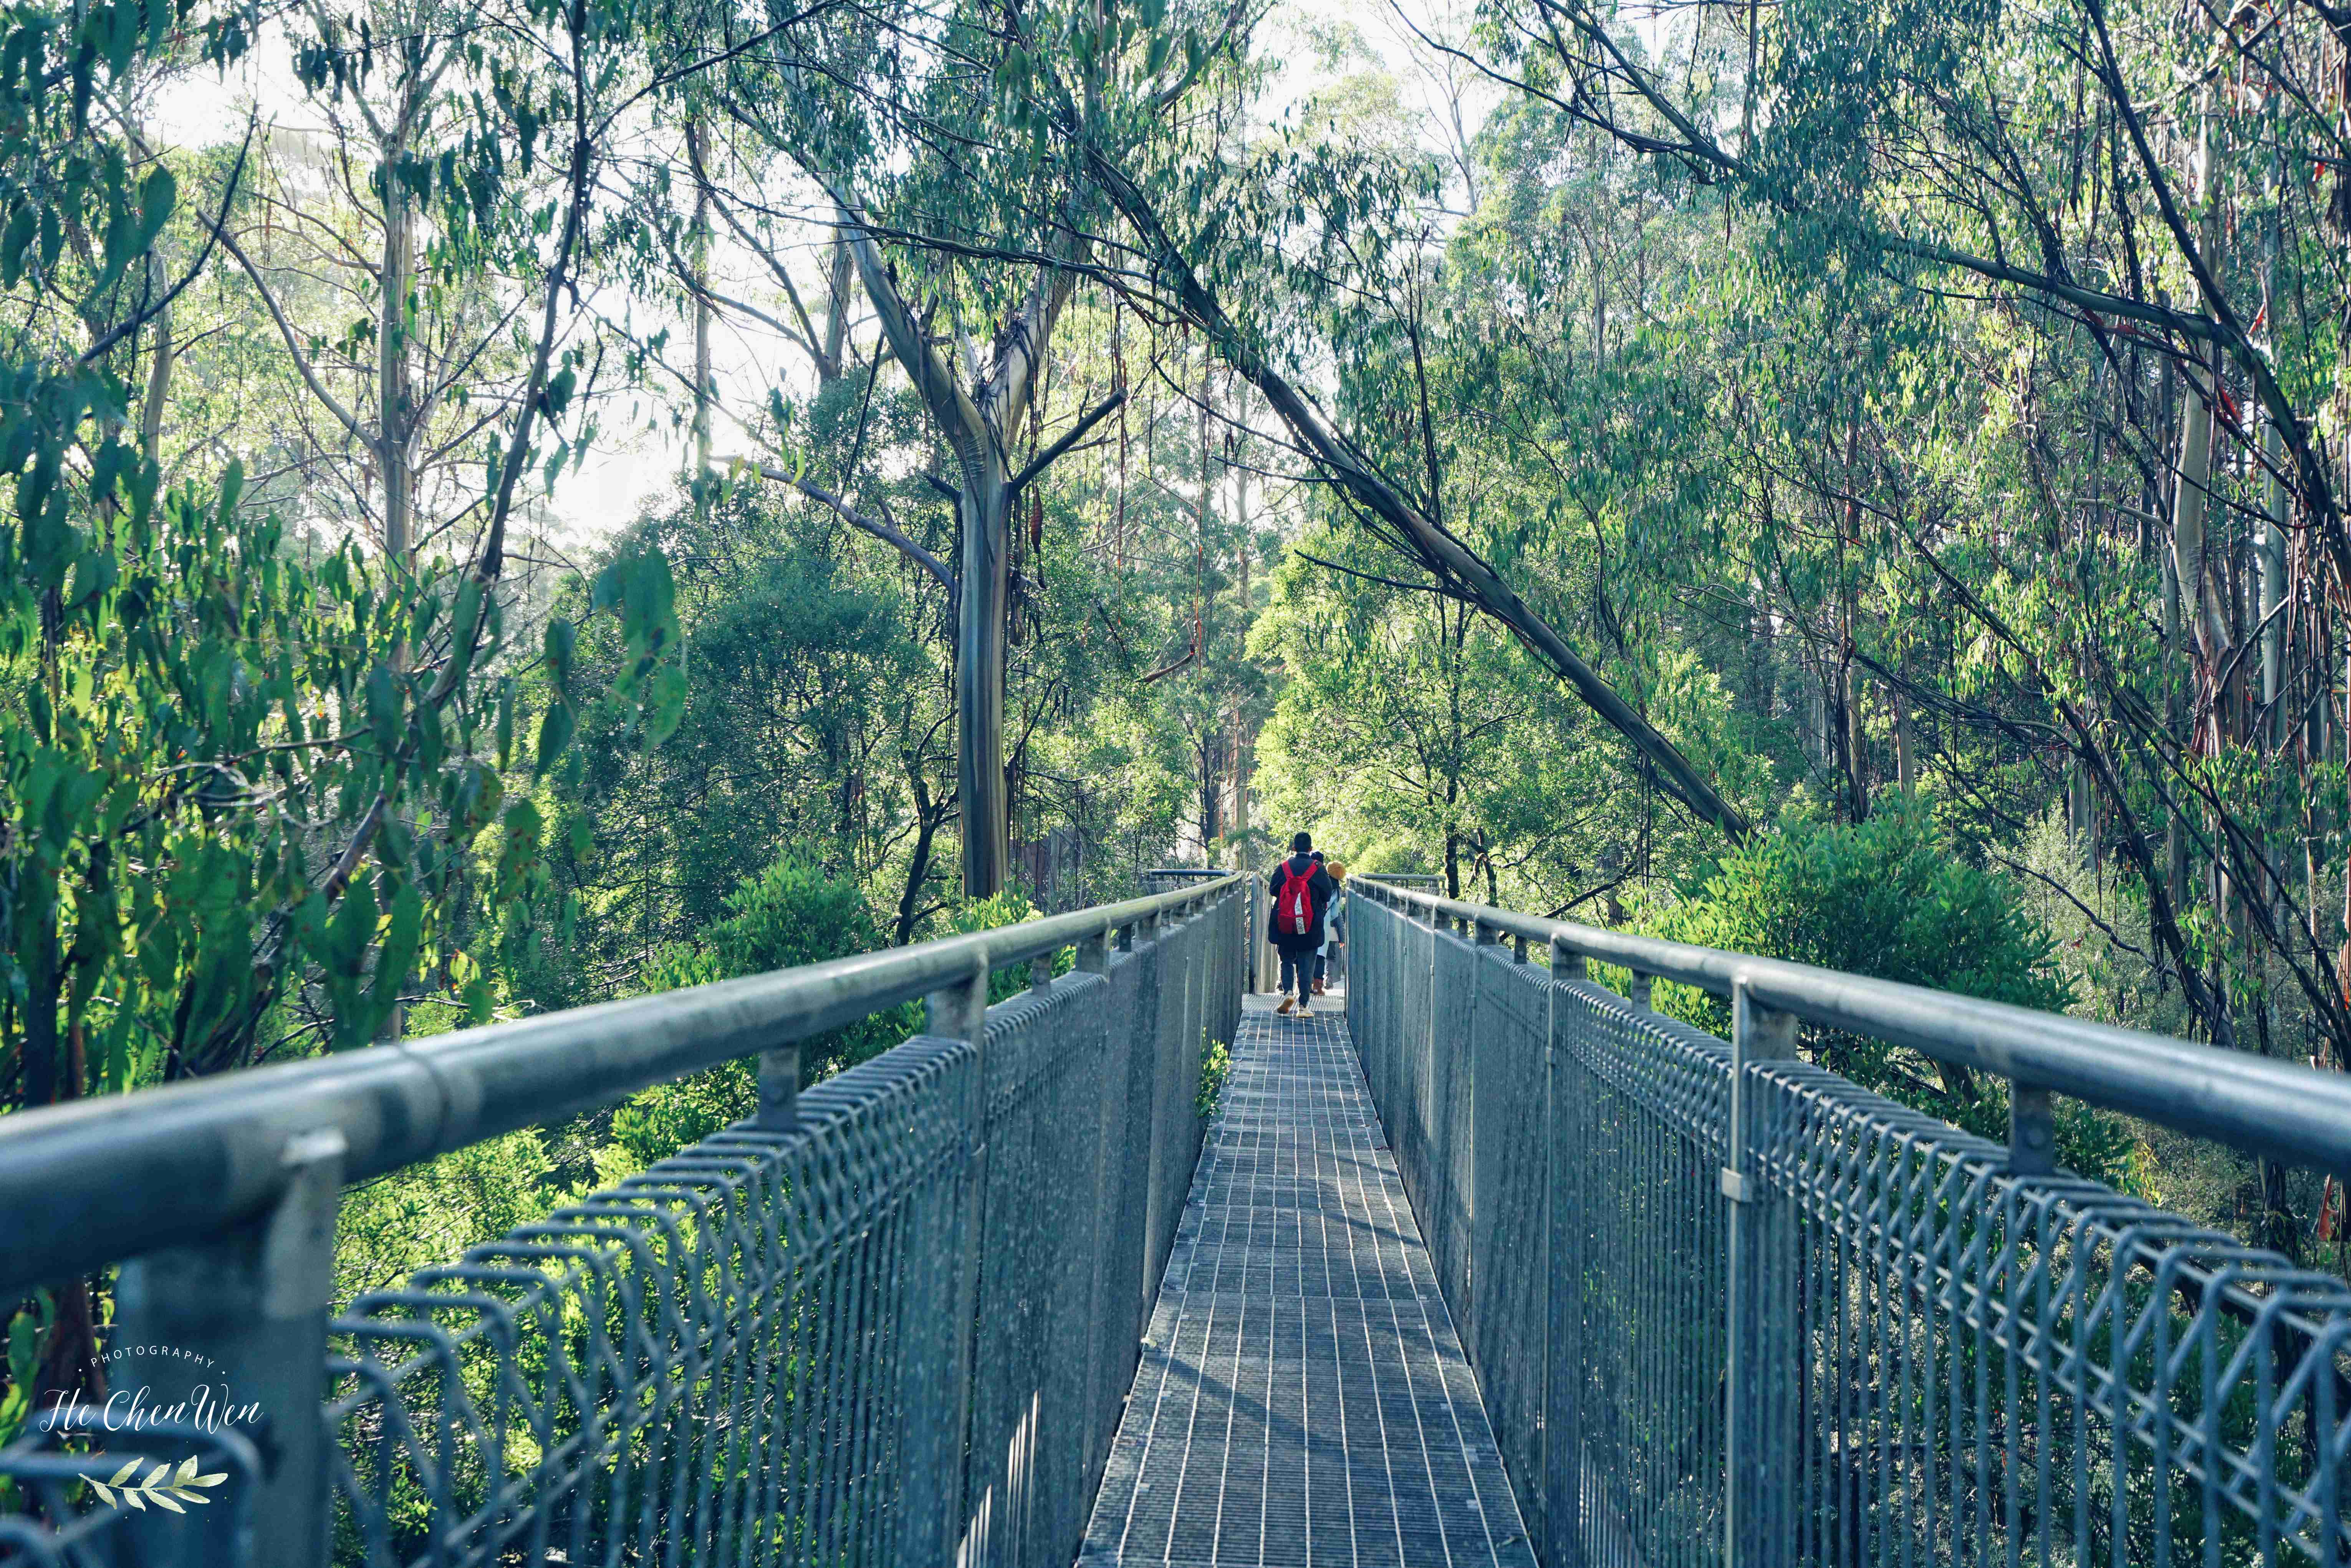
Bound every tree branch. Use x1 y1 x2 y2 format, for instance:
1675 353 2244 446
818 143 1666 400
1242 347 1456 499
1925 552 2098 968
772 465 959 607
1007 389 1126 495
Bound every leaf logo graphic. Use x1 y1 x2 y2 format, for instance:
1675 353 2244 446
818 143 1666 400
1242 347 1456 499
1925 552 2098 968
85 1456 228 1513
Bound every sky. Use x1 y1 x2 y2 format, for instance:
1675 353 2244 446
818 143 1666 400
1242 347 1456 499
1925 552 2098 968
152 0 1497 550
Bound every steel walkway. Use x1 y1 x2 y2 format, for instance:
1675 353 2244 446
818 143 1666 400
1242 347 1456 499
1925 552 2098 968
1079 996 1537 1568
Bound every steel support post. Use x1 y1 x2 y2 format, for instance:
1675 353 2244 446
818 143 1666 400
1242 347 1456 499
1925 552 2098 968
927 953 992 1559
111 1127 346 1568
755 1042 800 1131
1544 936 1579 1558
2008 1079 2056 1175
1076 920 1122 1483
1724 979 1798 1568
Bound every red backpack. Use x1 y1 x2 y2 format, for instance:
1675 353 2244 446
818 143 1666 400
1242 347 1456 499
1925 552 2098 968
1274 861 1315 936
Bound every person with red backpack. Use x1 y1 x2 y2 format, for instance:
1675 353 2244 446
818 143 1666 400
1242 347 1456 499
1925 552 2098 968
1267 832 1336 1016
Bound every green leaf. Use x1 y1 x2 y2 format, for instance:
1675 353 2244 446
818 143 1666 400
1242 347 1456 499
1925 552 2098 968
137 166 175 250
215 459 243 524
2 204 35 288
364 666 401 753
543 617 575 695
368 882 424 1025
644 663 687 746
533 701 573 777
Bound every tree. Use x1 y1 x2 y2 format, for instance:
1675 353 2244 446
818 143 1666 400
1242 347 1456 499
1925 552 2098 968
687 0 1247 895
1649 800 2139 1186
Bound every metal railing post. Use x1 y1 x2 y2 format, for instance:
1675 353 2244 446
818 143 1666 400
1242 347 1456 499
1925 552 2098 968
1724 978 1798 1568
111 1126 346 1568
755 1042 799 1131
1076 918 1122 1485
1247 879 1260 992
2008 1080 2056 1175
927 953 992 1556
1545 934 1579 1556
1629 970 1654 1010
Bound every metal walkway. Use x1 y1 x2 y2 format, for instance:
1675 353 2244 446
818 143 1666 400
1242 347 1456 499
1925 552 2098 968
1079 997 1537 1568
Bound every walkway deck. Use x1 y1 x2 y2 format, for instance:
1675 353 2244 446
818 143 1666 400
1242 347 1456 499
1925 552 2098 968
1078 996 1537 1568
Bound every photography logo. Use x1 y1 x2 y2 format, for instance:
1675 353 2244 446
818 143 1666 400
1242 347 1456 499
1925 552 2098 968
38 1345 263 1513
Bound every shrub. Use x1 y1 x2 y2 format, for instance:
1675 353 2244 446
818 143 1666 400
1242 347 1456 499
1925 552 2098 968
1647 798 2137 1186
610 855 904 1171
336 1130 556 1305
938 888 1071 1002
604 867 1067 1174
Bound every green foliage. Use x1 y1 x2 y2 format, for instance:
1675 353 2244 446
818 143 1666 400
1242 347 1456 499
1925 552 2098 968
939 888 1075 1003
0 0 693 1113
0 1290 51 1493
1197 1034 1232 1120
1655 799 2073 1015
600 862 1078 1178
1646 800 2139 1186
609 855 902 1170
334 1130 556 1307
1255 520 1727 909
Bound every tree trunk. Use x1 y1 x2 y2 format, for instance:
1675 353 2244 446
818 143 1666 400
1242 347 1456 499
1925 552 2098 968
1839 421 1868 820
1232 454 1254 856
895 778 943 945
2263 417 2288 749
2162 516 2190 911
1810 663 1828 770
2171 105 2230 673
957 462 1012 897
826 205 1074 899
689 121 714 477
1198 734 1222 849
376 156 416 1045
821 237 853 385
1893 692 1914 792
379 175 414 568
140 250 172 469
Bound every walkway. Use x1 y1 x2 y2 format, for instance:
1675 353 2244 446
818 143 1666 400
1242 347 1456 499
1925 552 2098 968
1078 996 1537 1568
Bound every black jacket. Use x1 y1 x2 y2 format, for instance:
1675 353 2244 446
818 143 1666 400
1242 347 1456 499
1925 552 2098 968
1267 855 1336 952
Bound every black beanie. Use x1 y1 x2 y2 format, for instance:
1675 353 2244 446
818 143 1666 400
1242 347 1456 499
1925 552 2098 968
1291 831 1312 853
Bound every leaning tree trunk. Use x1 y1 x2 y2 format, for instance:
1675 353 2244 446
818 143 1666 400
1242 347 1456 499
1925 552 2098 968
1073 153 1763 837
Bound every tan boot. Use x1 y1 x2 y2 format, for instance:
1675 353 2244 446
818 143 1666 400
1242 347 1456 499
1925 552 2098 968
1275 996 1295 1016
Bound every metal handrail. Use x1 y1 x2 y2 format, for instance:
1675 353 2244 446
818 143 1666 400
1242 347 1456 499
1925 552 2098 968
1354 874 2351 1177
0 872 1246 1297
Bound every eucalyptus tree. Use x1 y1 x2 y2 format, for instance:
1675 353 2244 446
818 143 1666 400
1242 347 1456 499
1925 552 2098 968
1257 523 1599 901
0 0 781 1111
1066 83 1758 843
1459 0 2351 1082
682 0 1247 897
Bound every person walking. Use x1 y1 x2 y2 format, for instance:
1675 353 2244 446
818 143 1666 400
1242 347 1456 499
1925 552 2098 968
1267 832 1336 1016
1313 861 1346 995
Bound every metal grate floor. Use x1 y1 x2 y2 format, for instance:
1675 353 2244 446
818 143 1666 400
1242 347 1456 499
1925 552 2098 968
1078 998 1537 1568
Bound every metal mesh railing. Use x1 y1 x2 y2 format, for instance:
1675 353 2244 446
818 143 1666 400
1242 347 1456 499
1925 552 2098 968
1348 882 2351 1568
0 877 1245 1568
